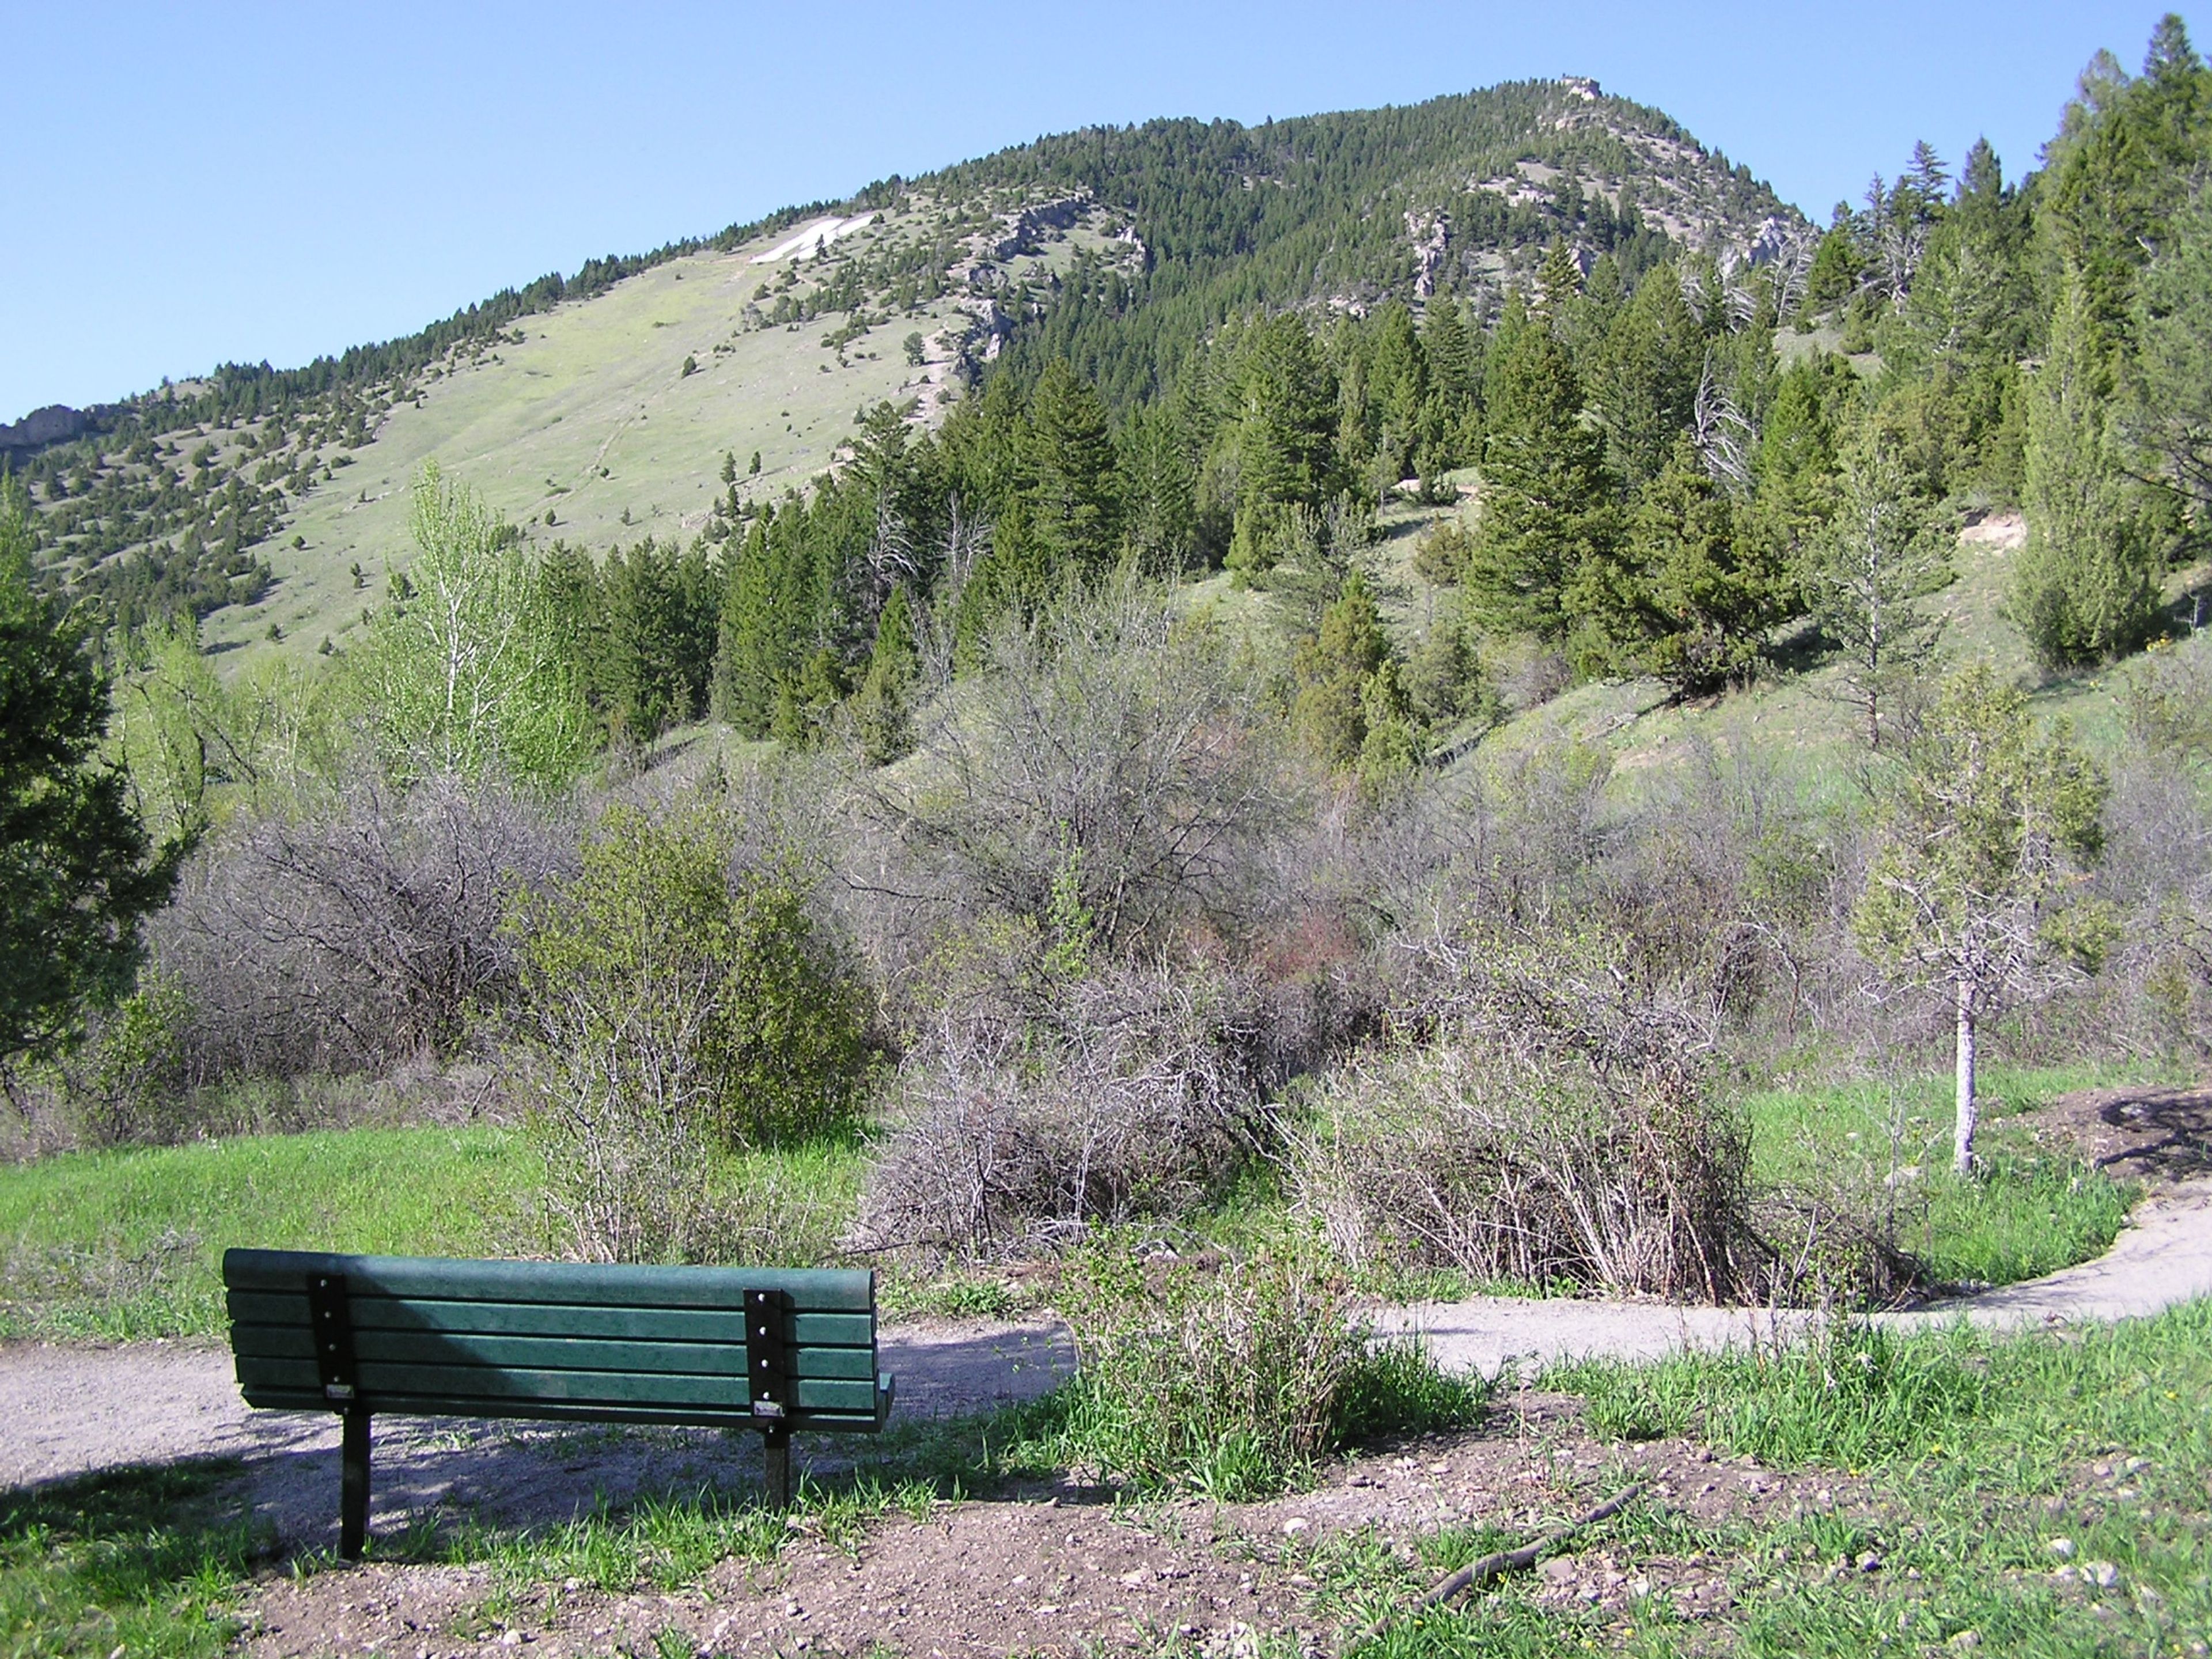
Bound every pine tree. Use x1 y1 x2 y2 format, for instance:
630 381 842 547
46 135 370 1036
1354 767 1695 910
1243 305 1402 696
1464 296 1617 639
852 585 919 764
1535 240 1582 320
1805 441 1950 748
2013 273 2164 666
1118 398 1200 573
1573 437 1781 694
1024 359 1122 574
2130 171 2212 518
1422 295 1477 408
1365 301 1427 486
1225 313 1337 576
1292 570 1392 768
1588 263 1706 488
0 480 181 1059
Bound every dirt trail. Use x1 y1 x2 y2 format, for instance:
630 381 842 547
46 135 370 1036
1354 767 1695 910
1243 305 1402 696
0 1320 1073 1551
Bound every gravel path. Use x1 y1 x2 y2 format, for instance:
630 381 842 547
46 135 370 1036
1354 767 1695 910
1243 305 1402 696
0 1319 1073 1550
1379 1177 2212 1377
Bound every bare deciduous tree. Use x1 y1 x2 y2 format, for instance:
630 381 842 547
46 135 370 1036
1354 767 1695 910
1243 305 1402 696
872 583 1301 952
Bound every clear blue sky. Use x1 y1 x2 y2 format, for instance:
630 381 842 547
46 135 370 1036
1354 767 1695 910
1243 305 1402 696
0 1 2182 422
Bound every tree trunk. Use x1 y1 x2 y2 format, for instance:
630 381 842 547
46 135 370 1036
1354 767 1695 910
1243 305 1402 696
1953 974 1978 1177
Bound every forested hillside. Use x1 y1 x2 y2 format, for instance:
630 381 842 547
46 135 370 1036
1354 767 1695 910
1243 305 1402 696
9 77 1792 663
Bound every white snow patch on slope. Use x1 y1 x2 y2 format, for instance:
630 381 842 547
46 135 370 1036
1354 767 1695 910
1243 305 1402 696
751 213 876 264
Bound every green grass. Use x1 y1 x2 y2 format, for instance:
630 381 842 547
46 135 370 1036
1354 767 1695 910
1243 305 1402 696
0 1126 537 1339
0 1125 869 1340
0 1460 272 1658
1531 1302 2212 1656
1260 1300 2212 1656
1740 1060 2156 1290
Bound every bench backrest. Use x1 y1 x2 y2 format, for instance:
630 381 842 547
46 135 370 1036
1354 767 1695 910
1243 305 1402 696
222 1248 887 1432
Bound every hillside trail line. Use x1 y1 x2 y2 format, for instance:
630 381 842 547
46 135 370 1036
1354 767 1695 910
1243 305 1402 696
2 1085 2206 1547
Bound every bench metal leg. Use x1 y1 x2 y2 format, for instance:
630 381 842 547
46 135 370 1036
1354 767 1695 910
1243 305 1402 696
340 1407 372 1560
762 1425 791 1510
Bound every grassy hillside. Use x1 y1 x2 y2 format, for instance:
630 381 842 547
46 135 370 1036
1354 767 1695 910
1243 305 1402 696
206 241 951 663
200 203 1123 668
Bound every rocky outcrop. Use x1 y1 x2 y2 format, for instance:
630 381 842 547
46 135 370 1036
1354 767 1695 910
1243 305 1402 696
0 403 103 455
988 196 1087 261
1404 210 1452 297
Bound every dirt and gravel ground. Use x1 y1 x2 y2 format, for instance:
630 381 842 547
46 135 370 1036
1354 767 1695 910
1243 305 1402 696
5 1082 2209 1654
229 1394 1869 1658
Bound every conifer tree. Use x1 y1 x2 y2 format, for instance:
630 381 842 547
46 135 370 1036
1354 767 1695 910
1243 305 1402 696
2130 171 2212 519
1292 570 1392 768
2013 273 2164 666
1025 359 1122 574
1365 301 1428 486
1118 398 1200 572
1589 263 1707 489
1421 295 1476 408
853 585 919 764
1805 441 1950 748
0 480 181 1059
1572 437 1781 693
1464 297 1617 639
1225 314 1337 576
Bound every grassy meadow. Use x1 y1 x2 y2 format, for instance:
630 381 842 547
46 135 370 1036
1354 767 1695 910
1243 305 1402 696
0 1127 869 1342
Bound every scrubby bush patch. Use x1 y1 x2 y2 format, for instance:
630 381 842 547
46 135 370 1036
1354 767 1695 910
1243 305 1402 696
854 954 1275 1259
1034 1232 1486 1498
1293 925 1766 1302
508 802 874 1263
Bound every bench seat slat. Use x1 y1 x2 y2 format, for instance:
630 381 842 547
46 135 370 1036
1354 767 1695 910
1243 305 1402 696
231 1390 888 1431
230 1325 878 1380
222 1249 873 1312
234 1354 882 1414
225 1291 872 1349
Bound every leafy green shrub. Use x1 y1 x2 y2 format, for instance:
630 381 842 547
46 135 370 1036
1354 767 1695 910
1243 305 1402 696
509 801 874 1262
1041 1233 1484 1498
57 970 195 1147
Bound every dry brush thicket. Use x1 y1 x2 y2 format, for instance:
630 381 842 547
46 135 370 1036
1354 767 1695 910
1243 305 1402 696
13 595 2212 1297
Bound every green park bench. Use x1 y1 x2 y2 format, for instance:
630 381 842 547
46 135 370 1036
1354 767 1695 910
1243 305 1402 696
222 1248 895 1558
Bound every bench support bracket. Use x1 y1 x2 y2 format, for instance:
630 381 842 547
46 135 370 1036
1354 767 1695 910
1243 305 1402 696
340 1407 371 1560
747 1288 796 1509
762 1423 791 1509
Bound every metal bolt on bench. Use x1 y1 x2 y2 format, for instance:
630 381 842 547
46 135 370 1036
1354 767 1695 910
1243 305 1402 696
222 1249 895 1559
